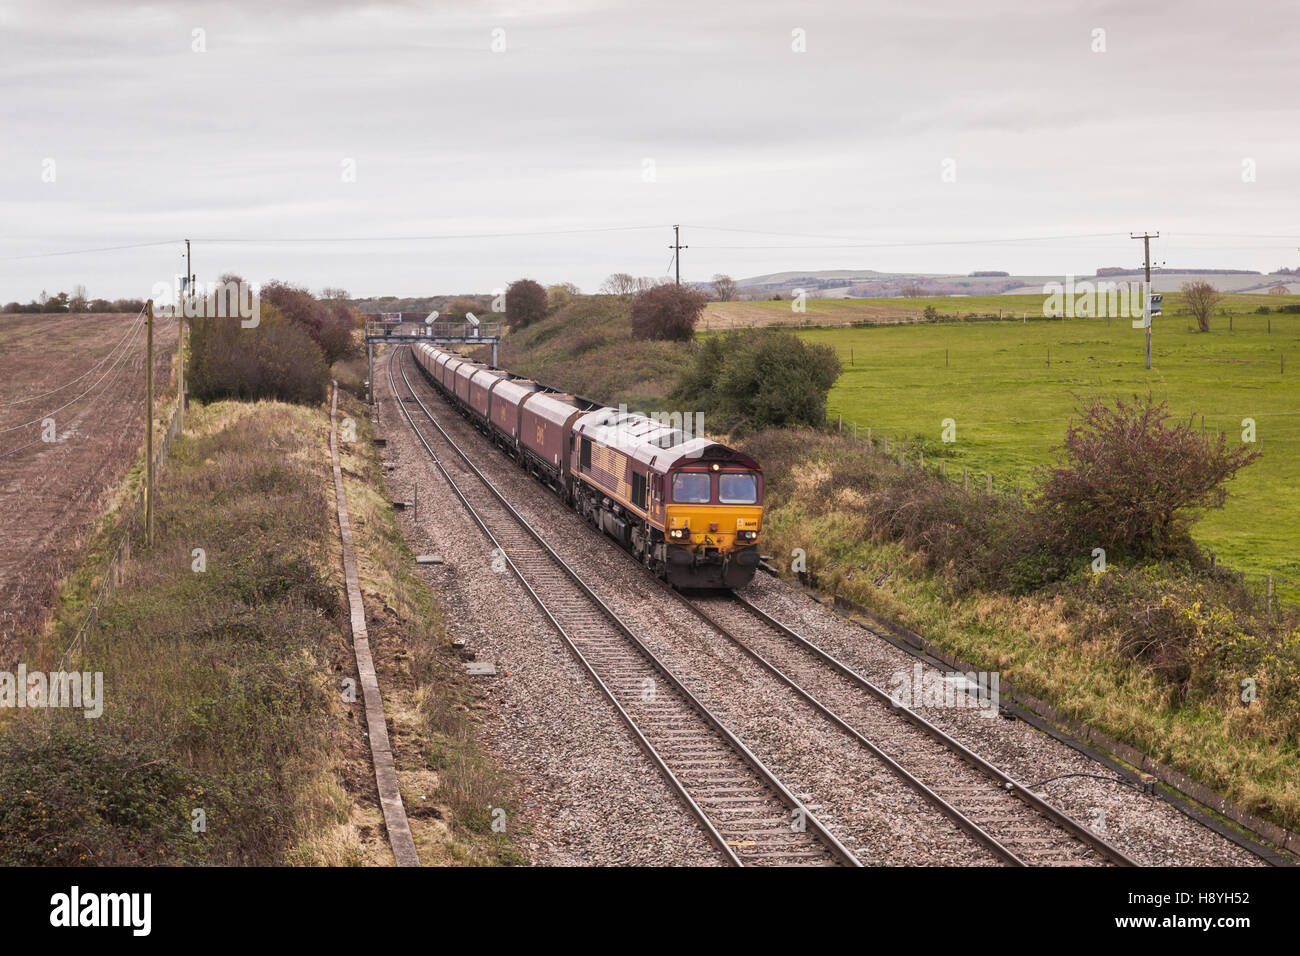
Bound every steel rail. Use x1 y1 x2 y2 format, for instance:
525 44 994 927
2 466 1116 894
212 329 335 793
705 590 1140 867
388 347 861 867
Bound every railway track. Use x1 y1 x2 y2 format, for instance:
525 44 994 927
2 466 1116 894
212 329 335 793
388 347 860 866
677 591 1139 866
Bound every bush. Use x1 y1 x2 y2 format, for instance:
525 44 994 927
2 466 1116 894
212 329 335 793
0 727 222 865
1082 566 1300 702
504 279 548 330
1037 393 1260 561
188 303 329 404
672 328 841 432
631 283 707 342
547 282 580 313
260 280 358 364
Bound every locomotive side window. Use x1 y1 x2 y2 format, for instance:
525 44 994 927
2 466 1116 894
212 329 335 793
672 472 711 504
718 472 758 505
580 437 592 470
631 471 647 511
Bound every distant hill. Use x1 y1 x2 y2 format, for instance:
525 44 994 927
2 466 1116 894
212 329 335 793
726 267 1300 299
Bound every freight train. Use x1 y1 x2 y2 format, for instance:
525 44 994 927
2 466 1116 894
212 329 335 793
409 343 763 589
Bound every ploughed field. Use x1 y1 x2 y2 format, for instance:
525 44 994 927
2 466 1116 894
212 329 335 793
0 312 177 658
788 309 1300 597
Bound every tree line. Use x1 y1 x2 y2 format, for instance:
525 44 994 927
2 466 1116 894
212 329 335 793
3 286 144 314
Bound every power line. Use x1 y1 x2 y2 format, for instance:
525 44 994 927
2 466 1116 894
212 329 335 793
0 240 180 262
0 309 149 461
0 307 147 435
683 226 1130 248
193 224 667 243
0 309 151 407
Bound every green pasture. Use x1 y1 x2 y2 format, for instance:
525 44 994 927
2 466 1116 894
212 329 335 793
794 304 1300 596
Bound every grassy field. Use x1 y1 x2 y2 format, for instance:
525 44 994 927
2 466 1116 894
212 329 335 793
704 291 1300 329
787 304 1300 596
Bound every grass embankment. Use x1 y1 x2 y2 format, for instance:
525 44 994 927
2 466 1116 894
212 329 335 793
791 309 1300 597
741 428 1300 833
0 396 517 865
488 294 1300 836
495 296 687 410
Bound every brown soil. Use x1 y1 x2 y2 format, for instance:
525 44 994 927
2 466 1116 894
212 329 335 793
0 311 178 661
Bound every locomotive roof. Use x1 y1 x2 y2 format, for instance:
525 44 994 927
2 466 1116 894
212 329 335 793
573 408 758 472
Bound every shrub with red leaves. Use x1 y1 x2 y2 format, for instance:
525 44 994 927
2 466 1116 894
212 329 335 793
260 280 358 364
1038 393 1260 560
630 283 706 342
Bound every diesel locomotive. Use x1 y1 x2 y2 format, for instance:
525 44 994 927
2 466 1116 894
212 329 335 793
409 342 763 589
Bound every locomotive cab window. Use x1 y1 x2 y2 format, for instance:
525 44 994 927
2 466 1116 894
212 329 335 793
580 437 592 470
671 472 711 504
718 472 758 505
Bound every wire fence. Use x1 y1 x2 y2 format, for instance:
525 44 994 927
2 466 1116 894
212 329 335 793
56 399 182 670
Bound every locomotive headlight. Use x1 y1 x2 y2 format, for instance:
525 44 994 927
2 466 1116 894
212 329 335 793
738 530 758 541
669 525 690 540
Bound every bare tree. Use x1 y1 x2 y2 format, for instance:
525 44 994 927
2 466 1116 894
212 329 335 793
320 287 350 301
1182 280 1221 333
711 274 738 301
901 282 926 298
600 273 639 296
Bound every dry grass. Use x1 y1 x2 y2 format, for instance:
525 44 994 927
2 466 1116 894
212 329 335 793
744 426 1300 832
0 394 519 865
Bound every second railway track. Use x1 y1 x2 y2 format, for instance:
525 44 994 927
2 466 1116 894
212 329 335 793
388 347 859 866
679 591 1139 866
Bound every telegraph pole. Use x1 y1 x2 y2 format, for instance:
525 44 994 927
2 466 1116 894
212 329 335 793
1131 231 1159 370
177 305 184 433
145 299 155 549
670 224 688 285
178 241 189 433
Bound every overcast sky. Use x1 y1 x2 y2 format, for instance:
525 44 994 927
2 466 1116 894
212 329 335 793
2 0 1297 301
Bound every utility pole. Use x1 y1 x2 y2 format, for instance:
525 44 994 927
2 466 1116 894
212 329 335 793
177 242 188 434
177 305 184 433
145 299 155 549
670 224 688 285
1131 231 1159 370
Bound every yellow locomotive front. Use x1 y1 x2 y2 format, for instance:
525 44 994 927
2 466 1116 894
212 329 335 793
662 457 763 588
